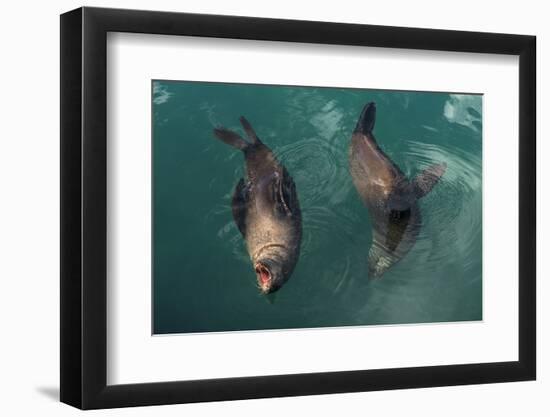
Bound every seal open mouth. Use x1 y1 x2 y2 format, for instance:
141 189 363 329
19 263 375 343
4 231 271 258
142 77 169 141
255 263 272 292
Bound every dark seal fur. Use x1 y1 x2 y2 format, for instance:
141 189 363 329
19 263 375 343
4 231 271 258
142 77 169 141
349 102 447 278
214 117 302 294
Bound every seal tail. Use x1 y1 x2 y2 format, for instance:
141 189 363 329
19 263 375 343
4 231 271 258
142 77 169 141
354 102 376 134
213 116 263 151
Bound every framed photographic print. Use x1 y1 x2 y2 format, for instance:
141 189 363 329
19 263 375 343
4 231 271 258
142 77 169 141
60 6 536 409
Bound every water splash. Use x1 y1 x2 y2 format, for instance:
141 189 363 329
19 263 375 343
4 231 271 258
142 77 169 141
443 94 482 132
152 82 173 105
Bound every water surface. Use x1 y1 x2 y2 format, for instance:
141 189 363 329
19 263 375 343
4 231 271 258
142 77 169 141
152 80 482 334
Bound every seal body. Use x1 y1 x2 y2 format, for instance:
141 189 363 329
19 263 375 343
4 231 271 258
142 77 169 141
349 102 446 278
214 117 302 294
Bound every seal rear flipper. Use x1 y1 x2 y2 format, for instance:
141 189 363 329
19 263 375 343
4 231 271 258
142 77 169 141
239 116 263 145
213 127 250 151
412 162 447 198
354 102 376 134
231 178 249 237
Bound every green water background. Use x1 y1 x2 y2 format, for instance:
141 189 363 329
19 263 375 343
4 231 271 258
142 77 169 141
152 80 482 334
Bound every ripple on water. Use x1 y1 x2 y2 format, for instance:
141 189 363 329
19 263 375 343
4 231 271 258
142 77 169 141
401 139 482 272
353 137 482 322
274 132 364 295
207 98 482 319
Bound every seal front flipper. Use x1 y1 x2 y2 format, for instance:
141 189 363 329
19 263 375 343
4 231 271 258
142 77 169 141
273 169 298 217
412 162 447 198
386 208 412 252
231 178 249 236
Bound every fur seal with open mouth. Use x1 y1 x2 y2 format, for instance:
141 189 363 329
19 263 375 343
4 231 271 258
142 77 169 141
349 102 447 278
214 117 302 294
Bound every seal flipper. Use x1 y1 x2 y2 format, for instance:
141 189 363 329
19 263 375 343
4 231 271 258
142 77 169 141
274 169 297 217
354 102 376 134
213 127 249 151
412 162 447 198
239 116 263 145
386 208 412 252
231 178 249 236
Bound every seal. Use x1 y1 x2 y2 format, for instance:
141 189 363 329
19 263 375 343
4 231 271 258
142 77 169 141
213 117 302 294
349 102 447 278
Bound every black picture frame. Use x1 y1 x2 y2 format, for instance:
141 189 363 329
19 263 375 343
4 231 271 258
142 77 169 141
60 6 536 410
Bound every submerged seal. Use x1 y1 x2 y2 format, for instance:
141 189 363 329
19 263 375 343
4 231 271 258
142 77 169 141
348 102 447 278
214 117 302 294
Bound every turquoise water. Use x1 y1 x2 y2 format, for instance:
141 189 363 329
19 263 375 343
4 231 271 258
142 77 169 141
152 80 482 334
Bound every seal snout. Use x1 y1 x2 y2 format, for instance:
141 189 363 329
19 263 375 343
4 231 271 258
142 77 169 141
368 251 393 280
255 263 273 293
368 265 384 280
